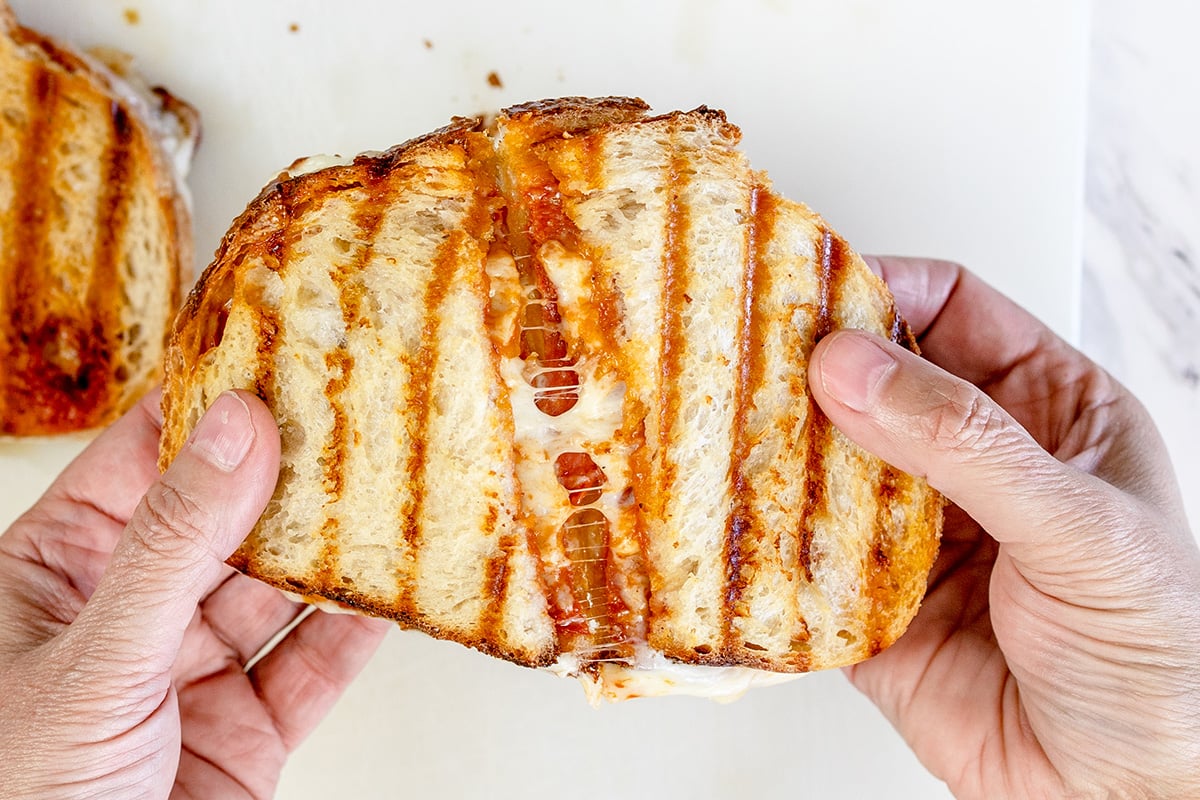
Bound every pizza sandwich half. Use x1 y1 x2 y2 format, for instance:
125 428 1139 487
161 97 942 702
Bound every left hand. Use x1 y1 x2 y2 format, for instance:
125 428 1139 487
0 390 388 799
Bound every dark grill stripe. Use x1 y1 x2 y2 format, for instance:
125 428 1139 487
86 102 135 420
8 66 56 308
316 183 393 588
477 313 518 644
797 229 851 582
721 185 767 652
867 464 901 656
864 302 908 654
257 190 296 405
478 511 510 648
648 143 692 630
396 228 464 617
1 64 56 430
316 349 353 580
241 205 290 576
455 176 514 644
251 262 282 404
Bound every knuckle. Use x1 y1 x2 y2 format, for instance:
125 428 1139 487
928 381 1009 454
128 480 215 561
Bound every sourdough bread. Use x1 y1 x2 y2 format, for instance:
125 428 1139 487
0 0 197 435
162 97 943 700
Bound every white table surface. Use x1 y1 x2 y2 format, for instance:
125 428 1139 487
2 2 1093 797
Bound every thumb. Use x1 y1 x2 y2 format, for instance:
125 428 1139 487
66 390 280 678
809 329 1119 555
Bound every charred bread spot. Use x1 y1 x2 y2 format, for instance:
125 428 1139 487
195 267 234 359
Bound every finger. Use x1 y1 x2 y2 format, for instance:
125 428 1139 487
171 568 307 686
809 330 1120 556
7 391 166 576
174 673 285 799
62 390 280 682
868 257 1057 392
863 256 962 337
199 572 306 665
865 259 1182 512
47 389 166 525
248 610 388 751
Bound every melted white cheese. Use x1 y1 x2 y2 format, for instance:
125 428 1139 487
84 46 198 208
280 589 364 616
551 645 802 705
283 153 356 179
280 586 800 703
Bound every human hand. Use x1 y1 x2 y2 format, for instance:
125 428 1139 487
0 390 388 798
809 258 1200 799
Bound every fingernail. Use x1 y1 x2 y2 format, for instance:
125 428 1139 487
189 391 255 471
819 331 898 412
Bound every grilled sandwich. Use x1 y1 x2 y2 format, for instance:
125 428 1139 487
161 97 943 702
0 0 197 435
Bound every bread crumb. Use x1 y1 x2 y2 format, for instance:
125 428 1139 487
486 71 503 89
289 22 300 33
123 7 140 25
423 38 434 50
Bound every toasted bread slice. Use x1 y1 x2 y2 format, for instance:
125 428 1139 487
0 0 197 435
162 97 942 700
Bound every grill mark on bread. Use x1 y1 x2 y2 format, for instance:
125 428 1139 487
797 229 851 582
84 102 136 424
462 180 519 648
89 103 135 301
862 304 913 656
396 230 462 614
339 200 387 328
866 465 901 657
239 204 291 578
250 229 284 403
317 349 353 574
1 63 56 429
649 151 692 624
721 185 767 653
315 183 392 590
479 513 510 643
3 63 115 432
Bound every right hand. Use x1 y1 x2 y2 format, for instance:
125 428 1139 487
808 258 1200 799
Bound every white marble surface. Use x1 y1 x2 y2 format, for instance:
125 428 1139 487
1084 0 1200 532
